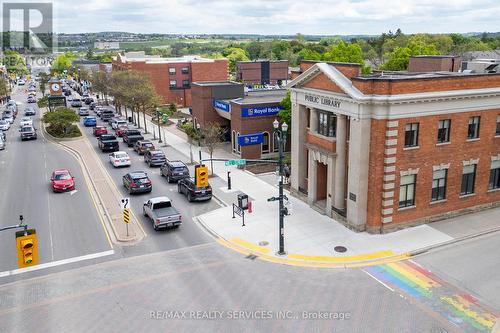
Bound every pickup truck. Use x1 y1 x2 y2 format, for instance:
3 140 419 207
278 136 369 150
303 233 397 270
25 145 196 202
98 134 119 152
142 196 182 231
123 129 144 147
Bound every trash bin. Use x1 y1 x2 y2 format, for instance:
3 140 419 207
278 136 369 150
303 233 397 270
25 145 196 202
237 193 249 210
128 116 133 123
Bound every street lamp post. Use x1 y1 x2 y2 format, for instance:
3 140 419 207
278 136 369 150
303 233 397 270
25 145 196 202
156 108 163 143
273 119 288 256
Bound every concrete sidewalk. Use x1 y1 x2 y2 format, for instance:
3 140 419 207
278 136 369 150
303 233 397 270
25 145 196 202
137 113 500 267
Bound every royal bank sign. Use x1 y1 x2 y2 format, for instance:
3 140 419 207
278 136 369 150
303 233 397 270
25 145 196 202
304 94 341 108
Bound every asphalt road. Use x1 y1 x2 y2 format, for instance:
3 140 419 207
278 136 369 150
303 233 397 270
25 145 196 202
0 87 112 273
74 97 219 258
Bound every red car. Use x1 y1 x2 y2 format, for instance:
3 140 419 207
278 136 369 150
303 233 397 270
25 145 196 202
93 125 108 137
115 124 129 137
51 169 75 192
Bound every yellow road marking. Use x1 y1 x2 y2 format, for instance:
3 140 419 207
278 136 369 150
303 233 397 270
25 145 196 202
287 250 395 263
229 237 271 254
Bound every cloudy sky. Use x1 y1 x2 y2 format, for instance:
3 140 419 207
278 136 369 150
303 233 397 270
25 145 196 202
9 0 500 35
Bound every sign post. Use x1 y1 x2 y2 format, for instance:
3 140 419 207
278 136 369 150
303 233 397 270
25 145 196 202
121 198 130 236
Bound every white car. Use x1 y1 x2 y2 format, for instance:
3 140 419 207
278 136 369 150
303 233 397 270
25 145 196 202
109 151 131 167
67 96 74 101
0 120 10 131
111 119 128 130
3 116 14 124
19 117 33 127
78 107 90 116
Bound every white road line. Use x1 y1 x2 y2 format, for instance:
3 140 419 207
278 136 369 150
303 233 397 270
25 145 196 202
43 149 55 261
363 269 395 292
0 250 115 278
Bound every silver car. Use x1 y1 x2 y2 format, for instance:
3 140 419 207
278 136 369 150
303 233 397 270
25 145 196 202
78 107 90 116
0 137 5 150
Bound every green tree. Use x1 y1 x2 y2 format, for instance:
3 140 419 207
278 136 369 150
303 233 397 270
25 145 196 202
42 107 81 137
90 70 111 104
51 52 75 74
278 91 291 127
322 41 371 74
0 76 10 100
223 47 250 73
2 50 27 75
38 72 50 96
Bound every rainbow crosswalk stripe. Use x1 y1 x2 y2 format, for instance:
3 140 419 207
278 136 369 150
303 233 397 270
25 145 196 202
365 260 497 332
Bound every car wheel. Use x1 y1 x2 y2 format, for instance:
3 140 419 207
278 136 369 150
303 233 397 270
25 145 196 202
153 223 158 231
177 184 182 193
174 225 180 229
143 208 147 217
187 193 193 202
166 175 171 183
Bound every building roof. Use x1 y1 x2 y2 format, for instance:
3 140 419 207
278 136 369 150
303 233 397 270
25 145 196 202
231 89 287 105
237 59 289 64
192 81 242 87
115 51 219 64
410 55 460 59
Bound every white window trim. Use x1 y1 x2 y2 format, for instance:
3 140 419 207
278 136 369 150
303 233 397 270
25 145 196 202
491 154 500 162
432 163 451 171
400 168 420 176
462 158 479 166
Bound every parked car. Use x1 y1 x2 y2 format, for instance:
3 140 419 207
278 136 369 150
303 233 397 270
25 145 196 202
24 107 36 116
109 151 131 168
142 196 182 231
177 178 212 202
0 136 5 150
0 120 11 131
94 106 104 116
93 125 108 137
144 150 166 167
97 134 119 152
0 130 6 141
2 115 14 124
19 125 37 141
67 95 74 101
19 117 33 128
133 140 155 155
27 96 36 103
160 160 190 183
50 169 75 192
122 129 144 147
115 124 128 137
83 116 97 127
70 99 82 107
122 171 152 194
78 107 90 116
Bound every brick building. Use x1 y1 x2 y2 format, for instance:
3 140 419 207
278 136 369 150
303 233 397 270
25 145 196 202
191 81 288 159
288 61 500 233
112 52 228 107
236 60 289 85
408 55 461 72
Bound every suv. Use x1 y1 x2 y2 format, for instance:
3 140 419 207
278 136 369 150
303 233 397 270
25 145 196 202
71 99 83 107
122 171 152 194
144 150 166 167
19 125 37 141
160 160 190 183
177 178 212 202
133 140 155 155
100 110 115 122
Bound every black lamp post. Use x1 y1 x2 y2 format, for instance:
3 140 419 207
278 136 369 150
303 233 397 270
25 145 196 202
156 107 163 143
273 118 288 255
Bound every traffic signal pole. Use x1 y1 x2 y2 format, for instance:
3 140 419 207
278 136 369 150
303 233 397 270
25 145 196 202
0 215 28 235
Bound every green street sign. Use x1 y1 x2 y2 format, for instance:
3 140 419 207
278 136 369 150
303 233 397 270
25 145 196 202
225 159 246 166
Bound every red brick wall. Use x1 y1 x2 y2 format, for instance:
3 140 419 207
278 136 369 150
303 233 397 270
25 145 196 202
191 59 229 83
303 73 345 94
307 132 336 152
408 57 461 72
191 84 229 127
299 61 361 79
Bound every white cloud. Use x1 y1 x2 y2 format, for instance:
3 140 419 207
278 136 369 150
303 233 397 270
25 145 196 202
46 0 500 34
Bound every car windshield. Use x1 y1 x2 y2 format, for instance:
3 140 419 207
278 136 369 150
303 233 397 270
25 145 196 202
134 177 149 184
173 167 187 172
115 153 127 158
21 127 33 132
144 143 154 147
54 173 71 180
152 153 164 157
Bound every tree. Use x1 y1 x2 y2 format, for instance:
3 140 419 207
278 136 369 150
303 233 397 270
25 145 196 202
181 122 200 164
224 47 250 73
51 52 74 74
322 41 371 74
200 122 227 175
278 91 291 127
2 50 27 75
91 70 111 104
0 77 10 101
381 35 439 71
38 72 50 96
42 107 81 137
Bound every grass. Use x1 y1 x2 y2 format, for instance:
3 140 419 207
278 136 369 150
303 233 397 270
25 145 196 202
46 124 82 138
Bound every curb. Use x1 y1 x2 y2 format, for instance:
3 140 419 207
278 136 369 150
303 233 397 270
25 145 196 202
41 119 138 243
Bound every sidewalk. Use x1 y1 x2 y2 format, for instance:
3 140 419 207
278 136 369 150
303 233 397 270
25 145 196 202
137 112 500 267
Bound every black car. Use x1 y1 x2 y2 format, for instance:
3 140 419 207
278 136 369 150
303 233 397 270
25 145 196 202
97 134 119 152
89 102 97 110
122 171 152 194
84 97 94 105
123 129 144 147
144 150 166 167
160 160 190 183
64 90 71 96
177 178 212 202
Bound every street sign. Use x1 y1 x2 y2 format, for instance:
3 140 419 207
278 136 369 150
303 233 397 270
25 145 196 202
225 159 246 166
120 197 130 210
237 133 263 146
123 208 130 224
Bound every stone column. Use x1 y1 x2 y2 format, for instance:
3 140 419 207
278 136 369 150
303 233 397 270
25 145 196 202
309 108 318 132
307 151 317 205
326 156 335 216
334 114 347 209
291 102 308 193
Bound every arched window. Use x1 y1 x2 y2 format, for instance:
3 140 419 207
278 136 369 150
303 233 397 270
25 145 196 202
236 132 241 154
262 132 270 154
232 130 236 152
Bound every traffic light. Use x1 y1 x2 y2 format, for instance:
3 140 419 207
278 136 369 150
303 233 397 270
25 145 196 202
195 165 209 188
15 229 39 268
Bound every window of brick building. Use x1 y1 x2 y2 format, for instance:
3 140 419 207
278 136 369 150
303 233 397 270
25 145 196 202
461 164 476 195
437 119 451 143
169 80 177 88
181 67 189 74
182 80 190 88
169 68 176 75
399 174 416 208
262 132 270 153
496 115 500 136
318 112 336 137
404 123 419 147
467 116 480 139
431 169 447 201
489 160 500 190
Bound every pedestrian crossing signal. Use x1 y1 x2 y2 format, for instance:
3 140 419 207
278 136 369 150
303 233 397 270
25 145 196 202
16 229 39 268
195 165 209 188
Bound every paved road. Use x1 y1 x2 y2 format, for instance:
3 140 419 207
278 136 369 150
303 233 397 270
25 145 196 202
0 87 112 273
74 98 220 258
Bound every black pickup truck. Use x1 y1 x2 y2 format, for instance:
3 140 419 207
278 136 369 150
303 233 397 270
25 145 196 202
98 134 119 152
123 129 144 147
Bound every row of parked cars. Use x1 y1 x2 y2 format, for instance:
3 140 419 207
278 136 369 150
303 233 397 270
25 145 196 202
0 101 38 149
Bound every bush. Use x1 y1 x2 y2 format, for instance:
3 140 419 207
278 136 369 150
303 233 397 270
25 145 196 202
37 96 48 108
43 107 81 138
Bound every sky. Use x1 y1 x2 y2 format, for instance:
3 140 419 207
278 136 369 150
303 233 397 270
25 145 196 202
5 0 500 35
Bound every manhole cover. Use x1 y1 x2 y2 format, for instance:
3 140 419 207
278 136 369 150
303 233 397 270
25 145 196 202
258 241 269 246
334 246 347 253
